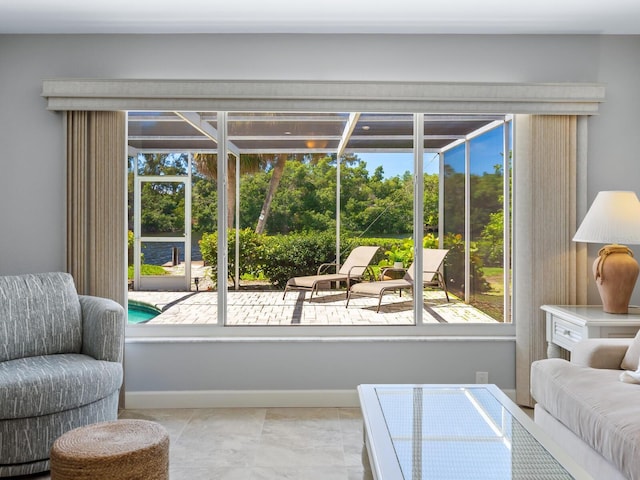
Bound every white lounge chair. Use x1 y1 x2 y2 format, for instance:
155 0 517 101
283 245 380 299
346 248 449 312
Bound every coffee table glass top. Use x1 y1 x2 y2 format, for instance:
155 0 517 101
363 385 583 479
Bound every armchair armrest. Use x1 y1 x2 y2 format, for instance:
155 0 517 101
79 295 125 363
570 338 633 369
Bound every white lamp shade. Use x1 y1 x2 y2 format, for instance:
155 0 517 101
573 191 640 245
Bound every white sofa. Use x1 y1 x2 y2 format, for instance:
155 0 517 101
531 333 640 480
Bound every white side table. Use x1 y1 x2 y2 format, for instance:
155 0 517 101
541 305 640 358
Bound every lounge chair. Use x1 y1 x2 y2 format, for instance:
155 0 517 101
283 245 380 299
346 248 449 312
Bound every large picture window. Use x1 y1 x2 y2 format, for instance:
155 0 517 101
126 111 513 328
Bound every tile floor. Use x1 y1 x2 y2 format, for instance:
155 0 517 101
17 407 373 480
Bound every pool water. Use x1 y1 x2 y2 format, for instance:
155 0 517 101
127 301 161 324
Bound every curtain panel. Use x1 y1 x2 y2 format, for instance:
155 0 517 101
514 114 587 406
65 111 126 307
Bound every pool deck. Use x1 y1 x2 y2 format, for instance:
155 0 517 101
127 288 499 326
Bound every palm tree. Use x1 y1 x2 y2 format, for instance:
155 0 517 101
193 153 263 229
255 152 339 234
255 154 287 234
195 152 326 233
194 152 292 233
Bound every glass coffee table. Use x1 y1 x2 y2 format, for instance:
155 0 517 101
358 384 592 479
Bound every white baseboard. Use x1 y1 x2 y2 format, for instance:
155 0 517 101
125 387 517 410
125 389 360 409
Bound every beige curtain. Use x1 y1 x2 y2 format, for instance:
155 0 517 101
514 114 587 406
66 111 126 306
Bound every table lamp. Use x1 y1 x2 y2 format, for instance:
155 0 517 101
573 191 640 313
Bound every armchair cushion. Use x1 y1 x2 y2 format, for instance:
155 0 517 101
0 354 122 419
0 272 82 362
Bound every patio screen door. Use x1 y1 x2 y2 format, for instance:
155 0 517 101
133 174 192 291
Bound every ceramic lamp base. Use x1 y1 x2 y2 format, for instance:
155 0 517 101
593 244 639 314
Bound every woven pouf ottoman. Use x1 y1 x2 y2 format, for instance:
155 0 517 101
50 419 169 480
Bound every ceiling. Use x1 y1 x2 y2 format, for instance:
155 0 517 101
127 111 507 156
1 0 640 34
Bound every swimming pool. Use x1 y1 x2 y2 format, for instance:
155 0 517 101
127 301 161 324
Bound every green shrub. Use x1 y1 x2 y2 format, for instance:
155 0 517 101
422 233 439 249
199 228 266 287
127 230 135 265
196 230 490 292
384 238 414 268
442 233 490 294
259 231 348 288
477 210 504 267
356 237 406 265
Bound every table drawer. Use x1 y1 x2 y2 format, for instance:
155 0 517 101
551 317 582 350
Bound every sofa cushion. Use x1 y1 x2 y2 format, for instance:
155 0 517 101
531 359 640 480
621 329 640 371
0 354 122 419
0 272 82 362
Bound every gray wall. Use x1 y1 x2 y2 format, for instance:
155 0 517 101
126 339 514 392
1 34 639 399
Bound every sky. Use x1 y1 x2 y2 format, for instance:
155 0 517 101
355 152 440 178
442 126 508 175
355 124 508 179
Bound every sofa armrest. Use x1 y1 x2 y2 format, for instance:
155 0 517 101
570 338 633 369
79 295 125 363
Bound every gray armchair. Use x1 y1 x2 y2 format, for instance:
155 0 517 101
0 272 124 477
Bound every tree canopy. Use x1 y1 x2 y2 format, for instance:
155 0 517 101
129 152 506 268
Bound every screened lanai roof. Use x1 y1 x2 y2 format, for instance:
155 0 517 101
127 111 507 155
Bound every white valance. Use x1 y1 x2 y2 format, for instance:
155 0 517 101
42 79 605 115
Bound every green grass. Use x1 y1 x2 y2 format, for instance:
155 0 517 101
473 266 512 322
240 272 268 281
482 267 504 277
128 264 168 279
472 293 506 322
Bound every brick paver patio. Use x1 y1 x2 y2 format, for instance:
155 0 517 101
128 288 499 326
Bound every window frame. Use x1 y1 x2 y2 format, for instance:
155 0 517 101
127 110 512 336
